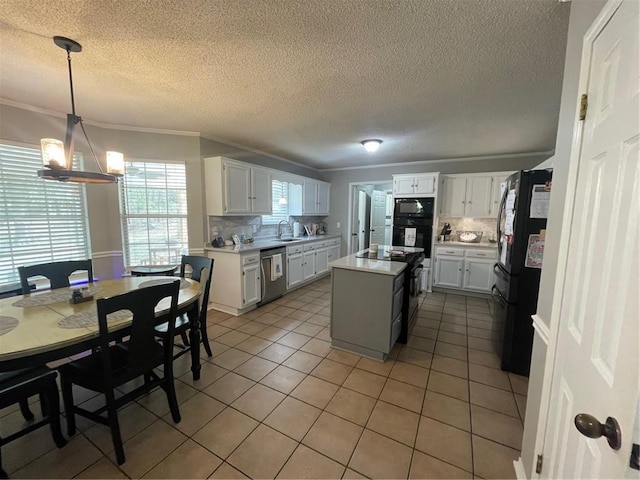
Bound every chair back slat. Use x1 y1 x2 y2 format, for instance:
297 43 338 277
180 256 214 316
18 260 94 294
96 280 180 382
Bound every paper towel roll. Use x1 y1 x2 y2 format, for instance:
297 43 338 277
293 222 300 237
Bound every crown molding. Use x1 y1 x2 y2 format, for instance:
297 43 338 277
319 150 555 172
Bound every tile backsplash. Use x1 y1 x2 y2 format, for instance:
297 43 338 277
208 215 328 243
436 217 497 242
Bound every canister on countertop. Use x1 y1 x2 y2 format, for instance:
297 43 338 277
369 243 379 258
293 221 300 237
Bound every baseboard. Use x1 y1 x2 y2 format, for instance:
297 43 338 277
514 457 527 480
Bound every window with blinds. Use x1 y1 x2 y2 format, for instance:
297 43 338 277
0 143 91 287
119 161 188 267
262 180 289 224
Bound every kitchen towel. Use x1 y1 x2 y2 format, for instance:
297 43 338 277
271 253 283 281
404 228 416 247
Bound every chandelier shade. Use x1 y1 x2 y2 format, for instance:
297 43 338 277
37 36 123 184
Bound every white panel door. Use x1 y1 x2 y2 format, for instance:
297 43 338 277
302 179 318 214
490 175 508 217
543 2 638 478
287 253 303 289
224 162 251 213
250 168 272 214
440 176 466 216
414 174 436 195
434 257 463 288
370 190 387 245
316 182 330 215
242 263 260 306
465 176 493 217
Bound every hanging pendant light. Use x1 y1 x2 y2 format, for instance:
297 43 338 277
38 36 123 183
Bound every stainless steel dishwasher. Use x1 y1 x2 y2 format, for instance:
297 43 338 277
257 246 287 306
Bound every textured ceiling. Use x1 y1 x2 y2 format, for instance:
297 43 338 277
0 0 570 170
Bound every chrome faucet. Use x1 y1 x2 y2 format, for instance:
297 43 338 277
277 220 292 239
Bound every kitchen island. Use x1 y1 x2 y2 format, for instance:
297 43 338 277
329 247 422 361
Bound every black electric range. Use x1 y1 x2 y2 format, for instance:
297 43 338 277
356 246 425 344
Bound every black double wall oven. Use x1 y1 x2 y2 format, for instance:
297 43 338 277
392 197 435 260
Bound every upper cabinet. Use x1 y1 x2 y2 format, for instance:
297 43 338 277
301 179 330 215
392 173 438 197
439 172 514 218
204 157 272 215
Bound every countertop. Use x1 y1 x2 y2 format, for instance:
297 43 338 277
204 234 341 254
435 241 498 249
329 247 410 276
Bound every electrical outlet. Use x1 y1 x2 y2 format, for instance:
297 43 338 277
336 222 341 228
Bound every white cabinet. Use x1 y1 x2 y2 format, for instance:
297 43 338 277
315 247 329 276
462 258 495 292
440 175 493 217
302 179 331 215
286 246 304 290
434 248 465 288
490 174 510 218
434 246 497 293
303 249 316 281
242 262 261 306
206 251 262 315
393 173 438 197
204 157 272 215
327 239 341 264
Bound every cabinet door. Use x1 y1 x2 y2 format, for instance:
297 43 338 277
440 176 466 216
464 176 493 217
302 180 318 214
302 250 316 281
490 175 507 217
287 253 304 289
434 256 464 287
251 168 272 214
393 176 415 196
327 245 341 263
414 175 436 195
316 182 330 215
224 162 252 213
462 258 494 292
315 248 329 275
242 263 261 306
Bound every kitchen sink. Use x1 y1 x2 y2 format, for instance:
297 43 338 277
279 238 301 242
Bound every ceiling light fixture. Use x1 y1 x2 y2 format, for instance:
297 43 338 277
38 36 124 184
361 139 383 153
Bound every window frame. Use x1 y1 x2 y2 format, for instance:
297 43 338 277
118 159 189 268
261 179 290 225
0 140 92 287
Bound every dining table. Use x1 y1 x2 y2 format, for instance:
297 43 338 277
0 276 203 379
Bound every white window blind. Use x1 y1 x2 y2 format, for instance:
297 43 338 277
0 143 90 287
119 161 188 267
262 180 289 225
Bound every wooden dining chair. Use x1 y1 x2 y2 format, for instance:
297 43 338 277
0 367 67 477
59 280 181 466
155 255 214 358
18 259 94 294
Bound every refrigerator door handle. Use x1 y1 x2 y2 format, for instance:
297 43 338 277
491 284 507 305
496 185 508 259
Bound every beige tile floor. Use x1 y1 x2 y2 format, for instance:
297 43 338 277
1 277 529 479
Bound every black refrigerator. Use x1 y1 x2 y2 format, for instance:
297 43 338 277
491 169 552 376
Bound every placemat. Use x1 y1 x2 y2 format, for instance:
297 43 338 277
0 316 19 336
58 309 132 329
12 285 103 307
138 278 191 290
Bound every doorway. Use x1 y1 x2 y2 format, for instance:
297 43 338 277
348 181 393 254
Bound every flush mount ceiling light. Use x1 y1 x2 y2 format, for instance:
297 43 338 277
38 36 124 184
361 139 383 153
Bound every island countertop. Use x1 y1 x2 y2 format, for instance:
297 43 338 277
329 251 407 276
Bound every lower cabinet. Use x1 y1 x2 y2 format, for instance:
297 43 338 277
287 238 341 291
206 251 262 315
331 267 404 361
434 246 497 293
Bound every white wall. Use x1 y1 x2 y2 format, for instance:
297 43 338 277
520 1 607 477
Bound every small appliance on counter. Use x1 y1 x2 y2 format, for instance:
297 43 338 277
293 221 301 237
